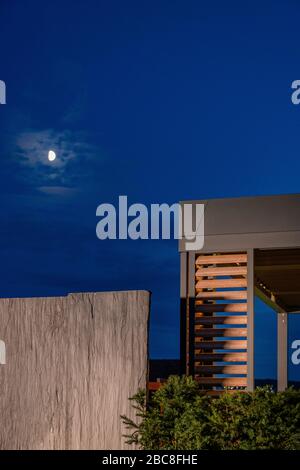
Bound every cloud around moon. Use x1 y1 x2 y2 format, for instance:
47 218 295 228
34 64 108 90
13 128 103 195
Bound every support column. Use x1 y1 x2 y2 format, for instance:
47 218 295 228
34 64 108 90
180 252 188 375
247 249 255 391
277 312 288 391
188 252 195 377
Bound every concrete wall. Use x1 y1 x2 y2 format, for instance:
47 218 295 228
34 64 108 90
0 290 150 449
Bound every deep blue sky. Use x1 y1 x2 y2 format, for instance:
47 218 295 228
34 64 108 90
0 0 300 380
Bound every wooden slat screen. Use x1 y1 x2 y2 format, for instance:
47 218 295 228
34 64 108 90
192 252 248 392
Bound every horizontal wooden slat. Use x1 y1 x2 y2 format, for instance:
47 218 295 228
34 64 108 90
195 377 247 386
195 352 247 362
195 328 247 337
202 389 246 396
196 291 247 300
196 254 247 265
195 303 247 313
195 340 247 349
195 315 247 325
196 279 247 289
196 266 247 277
195 365 247 374
147 381 166 391
147 382 161 391
148 383 247 393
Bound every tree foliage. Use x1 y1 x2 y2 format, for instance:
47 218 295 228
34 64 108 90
121 376 300 450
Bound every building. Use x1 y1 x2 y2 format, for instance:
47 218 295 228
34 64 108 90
178 193 300 393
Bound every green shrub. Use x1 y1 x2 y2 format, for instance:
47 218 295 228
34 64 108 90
121 375 300 450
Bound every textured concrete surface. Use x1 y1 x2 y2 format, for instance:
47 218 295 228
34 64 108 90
0 290 150 449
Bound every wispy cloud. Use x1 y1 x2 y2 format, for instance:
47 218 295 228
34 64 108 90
16 129 91 169
13 128 100 192
37 185 77 196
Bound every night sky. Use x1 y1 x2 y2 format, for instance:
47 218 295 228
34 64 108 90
0 0 300 380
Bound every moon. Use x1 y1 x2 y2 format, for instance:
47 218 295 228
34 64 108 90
48 150 56 162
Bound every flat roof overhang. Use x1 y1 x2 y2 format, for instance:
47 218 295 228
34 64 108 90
179 193 300 313
255 248 300 313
